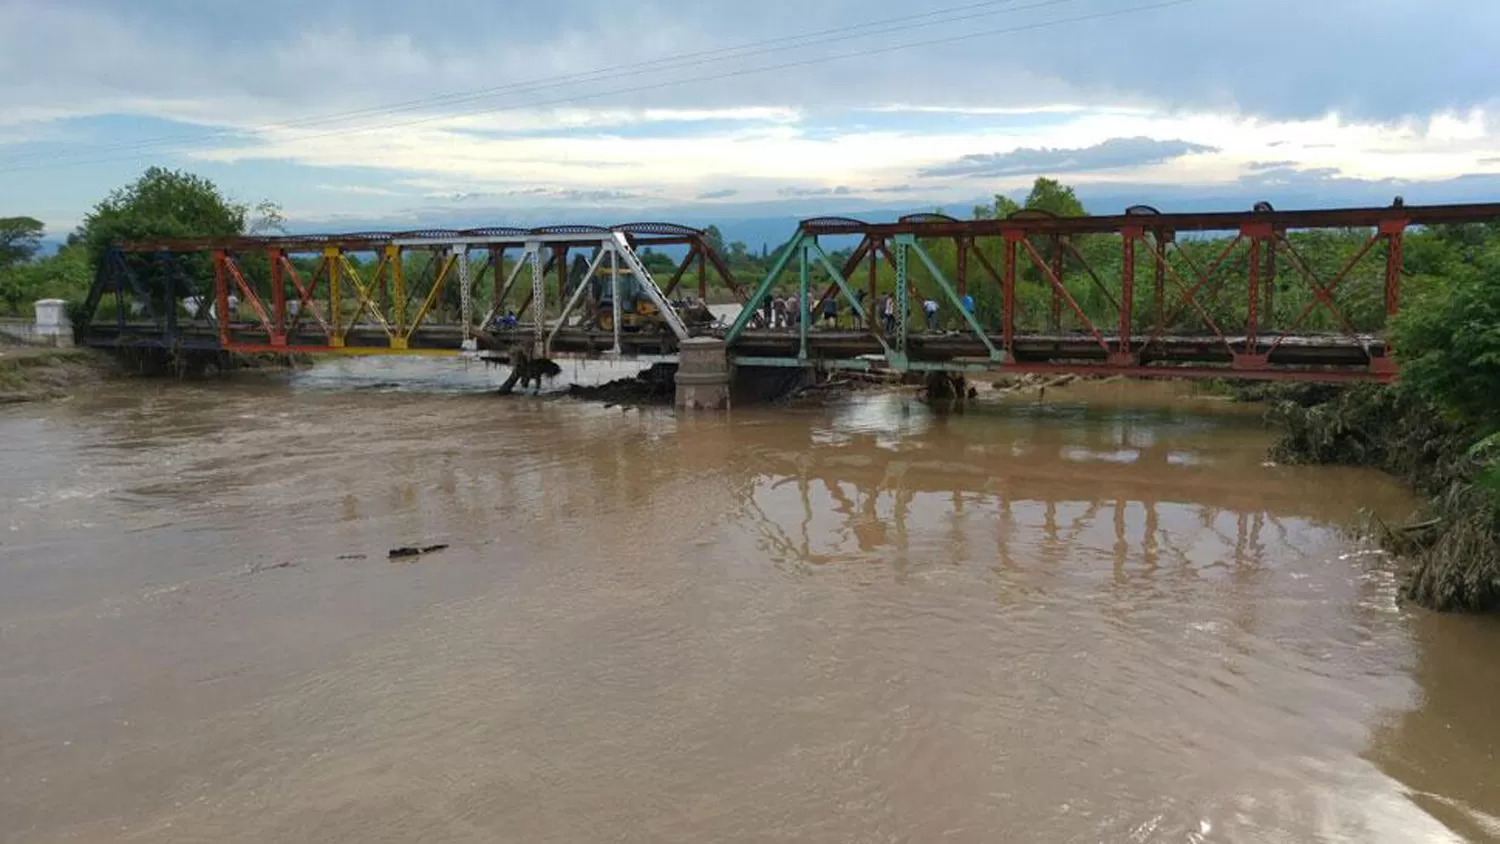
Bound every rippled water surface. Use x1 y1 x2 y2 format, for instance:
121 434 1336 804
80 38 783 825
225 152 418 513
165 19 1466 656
3 359 1498 843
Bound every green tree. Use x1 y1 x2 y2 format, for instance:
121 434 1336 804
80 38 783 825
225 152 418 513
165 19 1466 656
973 194 1022 220
0 216 45 269
1023 177 1086 217
0 244 93 313
74 167 283 318
638 247 676 274
78 167 253 264
702 225 726 257
972 180 1084 220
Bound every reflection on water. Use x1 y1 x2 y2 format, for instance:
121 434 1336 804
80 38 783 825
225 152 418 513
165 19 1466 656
1 360 1497 843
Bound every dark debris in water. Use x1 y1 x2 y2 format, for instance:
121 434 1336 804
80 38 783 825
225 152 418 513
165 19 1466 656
388 544 450 560
246 560 296 575
565 362 676 406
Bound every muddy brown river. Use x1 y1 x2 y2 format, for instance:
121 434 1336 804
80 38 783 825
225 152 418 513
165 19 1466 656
3 359 1498 843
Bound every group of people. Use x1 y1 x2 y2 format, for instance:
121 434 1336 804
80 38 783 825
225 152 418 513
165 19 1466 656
762 290 977 333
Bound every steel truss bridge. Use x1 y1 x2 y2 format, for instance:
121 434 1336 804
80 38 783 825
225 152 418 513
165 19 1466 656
79 222 747 359
77 201 1500 383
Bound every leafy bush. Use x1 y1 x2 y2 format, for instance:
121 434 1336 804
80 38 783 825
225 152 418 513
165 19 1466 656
1391 242 1500 433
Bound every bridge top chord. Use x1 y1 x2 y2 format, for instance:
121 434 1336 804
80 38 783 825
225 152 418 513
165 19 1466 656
797 200 1500 238
115 221 712 253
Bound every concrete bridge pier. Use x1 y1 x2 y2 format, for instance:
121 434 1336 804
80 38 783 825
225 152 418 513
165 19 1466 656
675 337 731 411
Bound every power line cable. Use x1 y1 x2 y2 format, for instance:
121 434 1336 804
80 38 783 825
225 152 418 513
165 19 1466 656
0 0 1058 168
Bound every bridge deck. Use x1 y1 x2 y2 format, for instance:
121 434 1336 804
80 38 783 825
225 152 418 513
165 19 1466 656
83 321 1390 380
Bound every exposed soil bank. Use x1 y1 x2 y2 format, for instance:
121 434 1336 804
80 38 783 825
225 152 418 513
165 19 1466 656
0 348 118 403
0 347 314 404
1267 384 1500 613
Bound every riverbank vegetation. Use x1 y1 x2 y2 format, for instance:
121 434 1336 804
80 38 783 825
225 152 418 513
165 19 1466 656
1267 221 1500 612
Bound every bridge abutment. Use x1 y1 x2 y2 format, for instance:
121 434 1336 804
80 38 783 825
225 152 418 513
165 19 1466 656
675 337 731 411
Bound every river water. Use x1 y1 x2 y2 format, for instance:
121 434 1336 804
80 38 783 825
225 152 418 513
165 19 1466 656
3 359 1498 843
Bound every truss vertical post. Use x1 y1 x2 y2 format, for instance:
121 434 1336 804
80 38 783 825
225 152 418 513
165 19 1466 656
697 248 707 302
528 243 545 357
1117 226 1139 364
798 240 810 361
384 245 403 342
956 236 968 298
457 245 474 350
214 250 232 347
323 247 343 347
1002 233 1019 358
1237 222 1273 369
867 240 879 331
1376 219 1408 375
893 239 909 361
1382 220 1407 322
1247 238 1261 350
1153 231 1168 335
610 243 623 356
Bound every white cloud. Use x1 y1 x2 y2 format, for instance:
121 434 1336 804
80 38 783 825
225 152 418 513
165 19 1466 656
315 184 406 197
5 0 1500 228
172 105 1500 210
860 103 1140 117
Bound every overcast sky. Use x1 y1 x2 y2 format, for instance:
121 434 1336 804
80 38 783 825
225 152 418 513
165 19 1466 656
3 0 1499 236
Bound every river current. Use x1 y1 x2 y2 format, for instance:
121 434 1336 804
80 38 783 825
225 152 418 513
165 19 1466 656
2 358 1497 843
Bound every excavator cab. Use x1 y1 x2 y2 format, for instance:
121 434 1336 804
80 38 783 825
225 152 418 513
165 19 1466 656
577 257 660 332
567 248 702 334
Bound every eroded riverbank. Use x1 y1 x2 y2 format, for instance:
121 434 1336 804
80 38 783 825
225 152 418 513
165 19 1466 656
0 347 116 403
2 359 1498 843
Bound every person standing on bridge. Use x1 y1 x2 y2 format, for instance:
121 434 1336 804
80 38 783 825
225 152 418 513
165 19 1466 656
822 295 837 329
923 297 939 332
